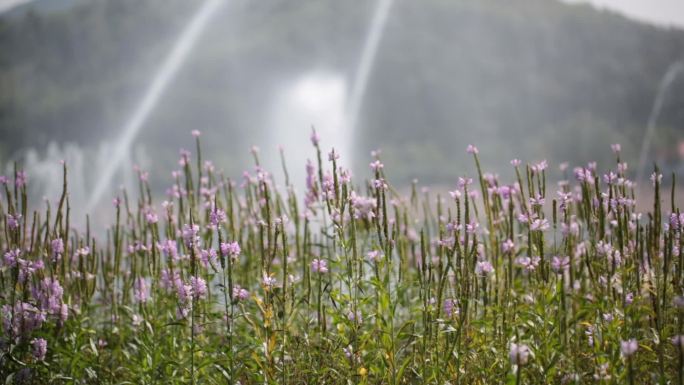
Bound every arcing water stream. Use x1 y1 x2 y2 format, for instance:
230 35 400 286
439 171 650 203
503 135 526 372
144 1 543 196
86 0 223 213
636 60 684 183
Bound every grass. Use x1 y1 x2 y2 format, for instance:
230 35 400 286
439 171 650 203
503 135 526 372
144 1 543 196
1 132 683 384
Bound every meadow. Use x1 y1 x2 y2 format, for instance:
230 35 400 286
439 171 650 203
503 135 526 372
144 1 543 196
1 130 683 384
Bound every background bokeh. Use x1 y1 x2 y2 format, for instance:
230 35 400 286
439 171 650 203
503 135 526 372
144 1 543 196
0 0 682 218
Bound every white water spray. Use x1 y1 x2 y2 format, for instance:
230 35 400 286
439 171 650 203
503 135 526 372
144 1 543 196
87 0 223 213
347 0 395 134
268 73 348 186
268 0 395 187
636 60 684 183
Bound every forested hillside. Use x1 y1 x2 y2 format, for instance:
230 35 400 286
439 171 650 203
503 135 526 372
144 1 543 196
0 0 683 182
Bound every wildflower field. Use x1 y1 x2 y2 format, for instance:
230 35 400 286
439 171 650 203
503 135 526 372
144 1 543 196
1 130 683 384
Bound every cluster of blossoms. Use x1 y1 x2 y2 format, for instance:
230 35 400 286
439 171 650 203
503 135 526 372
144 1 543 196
311 258 328 274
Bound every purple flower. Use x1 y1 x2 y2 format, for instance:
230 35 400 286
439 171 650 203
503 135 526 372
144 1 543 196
509 343 530 365
350 192 375 220
51 238 64 262
457 177 473 189
7 213 21 230
530 218 549 231
210 208 226 228
199 248 217 268
347 310 363 324
220 241 241 261
310 128 320 146
502 239 515 253
191 129 201 137
611 143 621 153
160 269 180 292
32 277 64 316
340 168 352 183
529 195 545 207
551 256 570 273
596 241 613 256
515 256 540 272
134 277 150 303
443 299 459 318
262 273 277 289
620 339 638 357
182 224 200 248
3 248 20 268
466 144 479 154
674 295 684 308
15 171 27 188
175 280 192 304
311 259 328 274
366 250 383 263
475 260 494 276
31 338 47 361
145 209 159 224
328 149 340 161
671 335 684 347
531 160 548 173
625 292 634 305
232 285 249 301
369 160 384 171
2 301 45 338
161 240 180 261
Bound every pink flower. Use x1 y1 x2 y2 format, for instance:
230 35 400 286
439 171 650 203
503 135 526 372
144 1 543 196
7 213 21 230
509 343 530 365
182 224 200 248
310 128 320 146
311 259 328 274
620 339 638 357
551 256 570 273
369 160 384 171
530 218 549 231
671 335 684 347
210 208 226 227
220 241 241 261
15 171 27 188
328 149 340 161
367 250 383 263
51 238 64 262
31 338 47 361
475 261 494 276
262 274 277 289
134 277 150 303
502 239 515 253
190 276 207 299
466 144 479 154
145 209 159 224
443 299 459 318
232 285 249 301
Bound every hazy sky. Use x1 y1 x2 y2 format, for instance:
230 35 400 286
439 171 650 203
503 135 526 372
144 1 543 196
0 0 682 29
0 0 29 13
561 0 684 28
